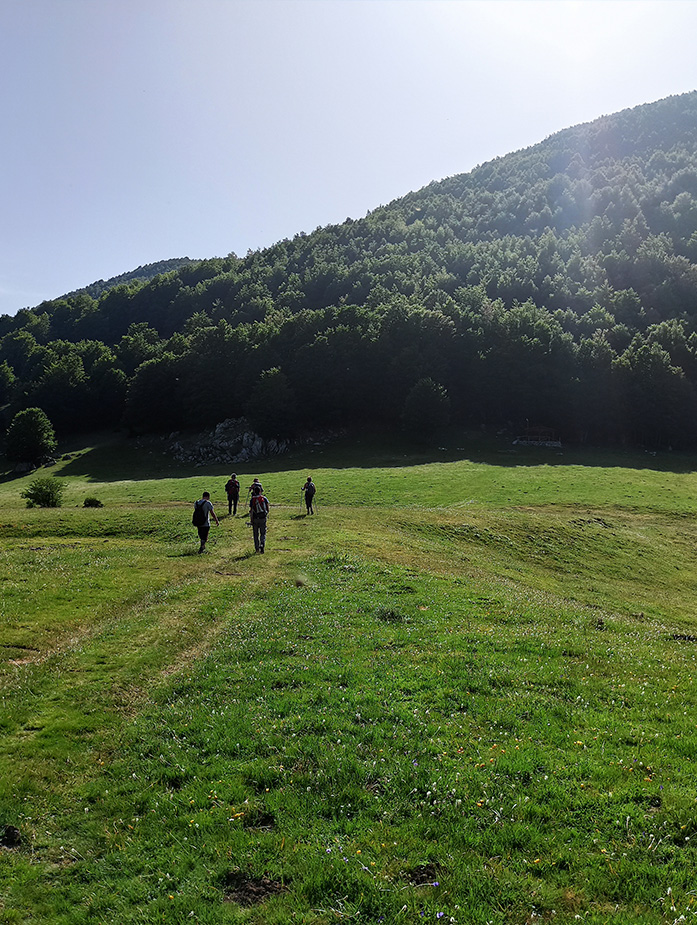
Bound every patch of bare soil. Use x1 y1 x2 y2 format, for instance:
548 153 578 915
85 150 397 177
242 808 275 830
222 870 288 906
1 825 22 848
407 862 442 886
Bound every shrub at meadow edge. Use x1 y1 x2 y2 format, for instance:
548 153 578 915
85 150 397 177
21 475 64 508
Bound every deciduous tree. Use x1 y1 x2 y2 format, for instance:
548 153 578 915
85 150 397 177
5 407 57 464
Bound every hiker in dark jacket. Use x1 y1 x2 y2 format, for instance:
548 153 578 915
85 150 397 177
301 476 316 514
192 491 219 554
225 473 240 516
249 490 270 553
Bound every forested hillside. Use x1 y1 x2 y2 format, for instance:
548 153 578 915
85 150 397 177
60 257 196 302
4 91 697 447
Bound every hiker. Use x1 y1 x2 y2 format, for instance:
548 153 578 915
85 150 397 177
192 491 219 554
249 488 270 553
225 473 240 516
301 476 316 514
247 477 263 497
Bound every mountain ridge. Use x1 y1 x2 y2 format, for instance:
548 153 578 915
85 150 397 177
58 257 198 303
27 91 697 309
3 90 697 450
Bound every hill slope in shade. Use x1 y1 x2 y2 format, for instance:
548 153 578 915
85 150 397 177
3 92 697 447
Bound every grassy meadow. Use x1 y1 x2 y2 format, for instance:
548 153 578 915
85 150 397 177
2 432 697 924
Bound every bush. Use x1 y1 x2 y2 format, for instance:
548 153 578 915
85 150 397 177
83 497 103 508
21 476 64 508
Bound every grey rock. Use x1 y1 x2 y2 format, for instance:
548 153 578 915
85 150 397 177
167 418 344 467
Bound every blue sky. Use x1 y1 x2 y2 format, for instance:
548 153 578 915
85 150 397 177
2 0 697 316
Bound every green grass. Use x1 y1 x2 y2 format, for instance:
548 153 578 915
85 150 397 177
2 433 697 923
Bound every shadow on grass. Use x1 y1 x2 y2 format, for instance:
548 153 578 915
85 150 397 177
56 438 194 483
313 429 697 474
10 427 697 483
0 468 31 485
0 462 61 485
172 544 246 559
234 426 697 474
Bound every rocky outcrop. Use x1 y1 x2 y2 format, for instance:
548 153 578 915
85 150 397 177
167 418 338 467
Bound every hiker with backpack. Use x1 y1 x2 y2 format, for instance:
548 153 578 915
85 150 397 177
249 488 270 554
225 473 240 516
301 476 316 515
192 491 219 554
247 478 263 498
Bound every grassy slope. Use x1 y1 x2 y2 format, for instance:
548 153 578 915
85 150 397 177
1 434 697 924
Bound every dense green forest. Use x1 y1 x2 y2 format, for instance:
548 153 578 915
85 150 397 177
4 91 697 447
61 257 195 302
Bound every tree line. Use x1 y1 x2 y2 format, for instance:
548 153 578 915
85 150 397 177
3 91 697 448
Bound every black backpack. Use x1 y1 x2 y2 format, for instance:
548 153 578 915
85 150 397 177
192 500 207 526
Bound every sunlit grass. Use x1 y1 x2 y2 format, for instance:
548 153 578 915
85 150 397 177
2 435 697 923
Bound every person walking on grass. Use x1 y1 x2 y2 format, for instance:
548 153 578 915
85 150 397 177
249 488 270 554
301 475 316 514
225 473 240 516
247 477 263 499
192 491 219 554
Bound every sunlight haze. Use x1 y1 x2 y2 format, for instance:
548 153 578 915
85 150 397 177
1 0 696 315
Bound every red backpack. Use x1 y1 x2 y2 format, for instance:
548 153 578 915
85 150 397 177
251 494 268 516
